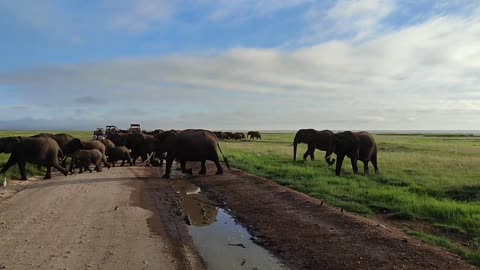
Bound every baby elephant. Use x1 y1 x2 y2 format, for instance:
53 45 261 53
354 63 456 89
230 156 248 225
68 149 107 173
108 146 133 167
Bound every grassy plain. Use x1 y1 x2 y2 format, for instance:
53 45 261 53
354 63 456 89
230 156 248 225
220 133 480 265
0 131 479 264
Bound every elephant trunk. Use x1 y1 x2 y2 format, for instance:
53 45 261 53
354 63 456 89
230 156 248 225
325 155 335 165
293 132 302 161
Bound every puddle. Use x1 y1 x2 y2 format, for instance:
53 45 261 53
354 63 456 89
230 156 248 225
171 179 286 270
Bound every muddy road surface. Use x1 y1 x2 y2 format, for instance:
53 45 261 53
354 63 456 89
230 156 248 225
0 165 476 270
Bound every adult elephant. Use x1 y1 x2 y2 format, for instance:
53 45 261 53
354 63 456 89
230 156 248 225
0 136 68 180
63 139 110 168
106 133 129 147
99 139 116 155
247 131 261 140
32 133 74 170
125 133 157 165
293 129 335 164
329 131 379 176
32 133 74 152
154 129 230 178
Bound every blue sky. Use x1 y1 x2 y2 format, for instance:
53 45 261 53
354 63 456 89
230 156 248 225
0 0 479 130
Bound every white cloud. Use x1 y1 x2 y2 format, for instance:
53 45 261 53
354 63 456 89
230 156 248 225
1 6 480 130
304 0 396 43
105 0 174 32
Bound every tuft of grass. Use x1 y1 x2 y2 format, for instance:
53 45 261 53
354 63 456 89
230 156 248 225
407 230 480 267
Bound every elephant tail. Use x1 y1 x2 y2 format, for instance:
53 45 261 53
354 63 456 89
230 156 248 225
58 148 65 161
217 142 230 170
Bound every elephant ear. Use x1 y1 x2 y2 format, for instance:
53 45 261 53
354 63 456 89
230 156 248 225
335 131 359 156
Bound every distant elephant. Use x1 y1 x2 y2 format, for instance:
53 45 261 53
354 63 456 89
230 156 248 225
223 132 234 140
63 139 111 169
329 131 379 176
234 132 245 140
247 131 261 140
68 149 104 173
293 129 335 164
213 131 225 140
108 146 133 167
143 129 163 135
154 129 230 178
0 136 68 180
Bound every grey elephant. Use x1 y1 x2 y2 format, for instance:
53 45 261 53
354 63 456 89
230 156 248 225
99 139 116 154
293 129 335 164
154 129 230 178
63 139 111 169
108 146 133 167
247 131 261 140
68 149 104 173
328 131 379 176
125 133 158 165
0 136 68 180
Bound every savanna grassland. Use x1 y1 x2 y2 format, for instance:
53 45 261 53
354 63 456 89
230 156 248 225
221 133 480 265
0 131 479 265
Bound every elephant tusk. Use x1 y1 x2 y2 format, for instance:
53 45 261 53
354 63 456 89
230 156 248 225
139 152 155 165
2 175 7 187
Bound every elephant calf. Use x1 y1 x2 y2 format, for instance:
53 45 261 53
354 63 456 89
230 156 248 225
68 149 105 173
108 146 133 167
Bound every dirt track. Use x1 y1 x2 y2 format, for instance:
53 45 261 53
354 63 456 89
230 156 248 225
0 165 476 270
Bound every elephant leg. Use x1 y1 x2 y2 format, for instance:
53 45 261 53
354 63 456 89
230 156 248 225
335 154 345 176
0 155 18 175
351 157 359 174
18 160 27 180
181 160 193 175
162 156 174 178
102 156 111 169
44 166 52 180
52 161 68 176
68 159 75 174
372 153 379 174
199 160 207 175
363 160 370 175
120 159 125 166
95 162 102 172
214 157 224 175
86 163 93 173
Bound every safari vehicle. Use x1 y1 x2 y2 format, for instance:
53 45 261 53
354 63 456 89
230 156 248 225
92 128 105 140
105 125 119 136
128 124 141 133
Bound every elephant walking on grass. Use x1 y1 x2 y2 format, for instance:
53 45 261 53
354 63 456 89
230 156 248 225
155 129 230 178
329 131 379 176
293 129 336 164
0 137 68 180
247 131 261 140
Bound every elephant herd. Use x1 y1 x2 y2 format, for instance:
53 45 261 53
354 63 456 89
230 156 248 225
293 129 379 176
0 129 230 180
213 131 262 141
0 128 378 181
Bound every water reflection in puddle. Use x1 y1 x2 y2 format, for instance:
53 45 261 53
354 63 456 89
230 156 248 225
171 179 286 270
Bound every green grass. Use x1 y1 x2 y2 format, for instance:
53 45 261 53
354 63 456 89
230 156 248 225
220 133 480 265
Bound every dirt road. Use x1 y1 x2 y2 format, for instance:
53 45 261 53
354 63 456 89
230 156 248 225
0 167 205 270
0 165 476 270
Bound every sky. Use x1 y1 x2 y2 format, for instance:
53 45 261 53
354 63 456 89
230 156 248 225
0 0 479 131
